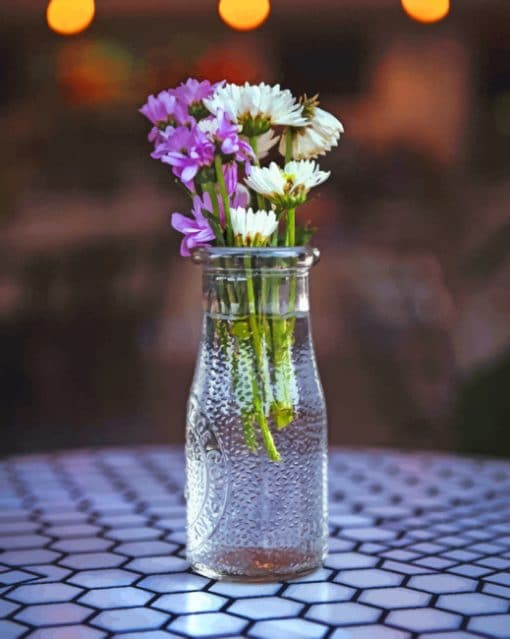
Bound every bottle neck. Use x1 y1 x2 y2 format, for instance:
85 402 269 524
192 247 319 319
201 266 311 319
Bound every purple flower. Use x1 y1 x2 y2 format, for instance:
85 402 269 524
148 123 175 147
151 126 193 159
171 193 216 256
217 111 253 162
198 111 254 165
139 90 187 127
231 184 250 209
170 172 249 256
173 79 222 108
155 125 215 186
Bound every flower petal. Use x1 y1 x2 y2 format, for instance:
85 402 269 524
171 212 198 234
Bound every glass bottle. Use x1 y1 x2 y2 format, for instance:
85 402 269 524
185 247 328 581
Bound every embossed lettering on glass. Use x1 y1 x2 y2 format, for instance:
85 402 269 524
185 247 328 581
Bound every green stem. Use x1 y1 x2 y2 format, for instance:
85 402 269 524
255 396 281 462
200 182 225 247
204 182 237 310
244 254 280 461
284 129 296 245
276 207 298 428
286 208 296 247
271 320 294 428
270 208 285 246
249 136 266 211
214 155 233 245
249 136 260 164
232 328 258 452
282 125 298 315
245 262 263 361
259 267 268 320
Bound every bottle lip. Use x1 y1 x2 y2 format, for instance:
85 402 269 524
191 246 320 269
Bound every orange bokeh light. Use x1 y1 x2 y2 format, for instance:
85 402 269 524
218 0 271 32
401 0 450 24
47 0 95 36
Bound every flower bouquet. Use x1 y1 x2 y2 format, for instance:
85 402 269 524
141 78 343 580
140 79 343 463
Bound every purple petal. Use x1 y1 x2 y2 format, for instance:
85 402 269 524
182 179 196 192
221 136 238 155
232 184 250 209
181 163 199 183
161 152 184 167
239 139 255 158
180 236 191 257
171 212 198 234
195 227 215 242
200 192 213 214
223 162 238 196
191 194 209 222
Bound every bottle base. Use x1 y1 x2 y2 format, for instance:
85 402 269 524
190 547 323 582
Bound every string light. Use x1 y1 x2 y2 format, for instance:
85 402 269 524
47 0 95 36
218 0 271 32
401 0 450 24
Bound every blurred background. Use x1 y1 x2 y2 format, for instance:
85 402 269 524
1 0 510 458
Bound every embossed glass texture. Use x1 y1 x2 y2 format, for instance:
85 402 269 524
185 248 328 581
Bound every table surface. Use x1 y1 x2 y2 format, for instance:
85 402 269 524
1 447 510 639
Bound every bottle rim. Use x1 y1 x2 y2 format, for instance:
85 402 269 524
191 246 320 270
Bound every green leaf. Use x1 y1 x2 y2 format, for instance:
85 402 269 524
271 401 294 429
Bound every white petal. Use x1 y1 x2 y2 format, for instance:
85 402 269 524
312 107 344 138
205 82 307 127
281 127 331 160
230 206 277 243
256 130 280 159
284 159 330 192
245 163 286 197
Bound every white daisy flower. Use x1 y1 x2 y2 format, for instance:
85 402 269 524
230 207 278 246
204 83 307 137
279 125 331 160
279 96 344 160
245 160 330 207
310 106 344 140
245 162 286 198
285 160 331 189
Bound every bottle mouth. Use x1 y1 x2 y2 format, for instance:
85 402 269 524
191 246 320 271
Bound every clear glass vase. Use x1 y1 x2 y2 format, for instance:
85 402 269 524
185 247 328 581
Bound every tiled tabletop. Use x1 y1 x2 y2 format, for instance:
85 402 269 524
1 447 510 639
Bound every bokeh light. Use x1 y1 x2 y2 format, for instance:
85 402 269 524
218 0 271 32
46 0 95 36
56 40 134 107
401 0 450 24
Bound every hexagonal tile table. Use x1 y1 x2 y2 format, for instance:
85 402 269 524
1 447 510 638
